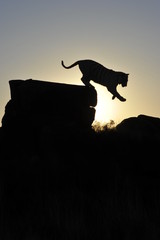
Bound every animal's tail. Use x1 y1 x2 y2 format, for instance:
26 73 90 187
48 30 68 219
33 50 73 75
61 60 79 69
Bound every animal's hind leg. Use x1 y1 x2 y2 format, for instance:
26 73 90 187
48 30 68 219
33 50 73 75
81 76 93 87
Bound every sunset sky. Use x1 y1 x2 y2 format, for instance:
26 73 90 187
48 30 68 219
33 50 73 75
1 0 160 125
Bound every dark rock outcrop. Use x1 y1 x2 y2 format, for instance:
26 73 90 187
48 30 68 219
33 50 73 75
0 79 160 240
116 114 160 140
2 79 97 131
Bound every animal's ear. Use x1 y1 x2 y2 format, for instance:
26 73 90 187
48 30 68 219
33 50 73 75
127 73 129 76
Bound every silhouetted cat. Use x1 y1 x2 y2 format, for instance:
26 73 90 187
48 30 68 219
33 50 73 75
62 59 129 101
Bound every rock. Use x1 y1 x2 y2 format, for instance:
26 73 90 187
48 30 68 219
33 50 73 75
2 79 97 129
1 79 160 239
116 114 160 140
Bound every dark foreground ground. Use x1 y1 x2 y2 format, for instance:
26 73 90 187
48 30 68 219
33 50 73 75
0 79 160 240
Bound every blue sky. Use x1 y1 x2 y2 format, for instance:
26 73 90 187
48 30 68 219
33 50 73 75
1 0 160 124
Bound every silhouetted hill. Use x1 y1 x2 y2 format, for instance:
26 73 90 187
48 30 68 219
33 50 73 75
0 79 160 239
117 114 160 139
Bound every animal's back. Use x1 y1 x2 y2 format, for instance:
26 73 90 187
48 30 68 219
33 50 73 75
78 60 111 84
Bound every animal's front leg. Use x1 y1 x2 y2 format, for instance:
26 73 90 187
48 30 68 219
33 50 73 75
120 97 126 102
112 95 126 101
107 87 126 102
81 77 94 88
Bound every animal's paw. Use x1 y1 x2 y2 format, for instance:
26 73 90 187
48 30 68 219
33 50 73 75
112 95 115 100
120 97 126 102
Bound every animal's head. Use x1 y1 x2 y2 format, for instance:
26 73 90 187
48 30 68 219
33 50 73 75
118 73 129 87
